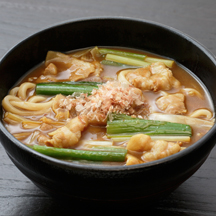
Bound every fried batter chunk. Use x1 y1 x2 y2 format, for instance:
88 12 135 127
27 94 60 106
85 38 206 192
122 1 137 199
69 58 102 81
37 51 103 82
126 134 182 164
125 62 180 91
156 93 187 114
142 140 181 162
44 63 58 75
45 115 88 148
127 134 152 152
52 94 70 120
126 154 143 166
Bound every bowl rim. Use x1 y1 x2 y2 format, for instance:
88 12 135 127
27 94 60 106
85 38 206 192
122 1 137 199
1 16 216 171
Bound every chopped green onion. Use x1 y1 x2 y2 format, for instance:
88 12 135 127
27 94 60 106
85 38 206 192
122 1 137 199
82 145 127 153
145 57 174 68
108 134 191 142
107 114 192 136
108 113 134 121
99 48 175 68
36 81 101 95
101 60 131 67
32 145 127 162
98 48 146 60
105 54 150 67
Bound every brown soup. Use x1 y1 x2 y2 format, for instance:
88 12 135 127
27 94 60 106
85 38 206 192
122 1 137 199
2 47 214 166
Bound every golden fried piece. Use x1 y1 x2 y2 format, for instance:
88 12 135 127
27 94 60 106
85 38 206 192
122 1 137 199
69 58 100 81
40 123 53 131
44 63 58 75
52 94 70 120
47 126 79 148
126 154 143 166
142 140 181 162
126 134 182 164
43 51 103 81
127 134 152 152
46 115 88 148
156 93 187 114
125 62 180 91
38 134 50 145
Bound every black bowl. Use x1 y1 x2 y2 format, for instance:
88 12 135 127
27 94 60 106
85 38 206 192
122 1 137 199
0 17 216 203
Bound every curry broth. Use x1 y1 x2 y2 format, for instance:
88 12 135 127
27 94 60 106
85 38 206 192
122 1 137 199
3 47 214 165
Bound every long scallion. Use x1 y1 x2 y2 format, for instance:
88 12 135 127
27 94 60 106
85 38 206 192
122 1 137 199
107 114 192 136
99 48 175 68
107 134 191 142
101 60 132 67
145 57 174 68
98 48 146 60
36 81 101 95
82 145 127 153
32 145 127 162
105 54 150 67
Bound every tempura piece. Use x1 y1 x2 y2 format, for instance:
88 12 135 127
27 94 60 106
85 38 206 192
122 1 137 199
46 115 88 148
126 154 143 166
121 62 180 91
44 63 58 75
44 51 103 81
127 134 152 152
68 58 99 81
156 93 187 114
142 140 182 162
189 109 213 120
52 94 70 120
126 134 182 164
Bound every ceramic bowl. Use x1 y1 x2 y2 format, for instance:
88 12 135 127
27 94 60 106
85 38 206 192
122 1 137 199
0 17 216 203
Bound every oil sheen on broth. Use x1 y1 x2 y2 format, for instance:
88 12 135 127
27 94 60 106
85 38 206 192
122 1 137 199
2 47 214 166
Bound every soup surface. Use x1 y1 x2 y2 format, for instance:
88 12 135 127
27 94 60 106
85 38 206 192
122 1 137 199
2 47 214 166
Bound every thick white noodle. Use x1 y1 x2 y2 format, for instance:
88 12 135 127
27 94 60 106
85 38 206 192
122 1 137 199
9 87 19 96
2 95 53 116
149 113 214 129
17 82 36 100
181 88 203 99
28 96 48 103
189 109 213 120
2 82 53 116
117 69 133 85
10 100 53 111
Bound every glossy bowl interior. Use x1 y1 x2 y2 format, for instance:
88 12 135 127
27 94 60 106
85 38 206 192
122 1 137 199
0 17 216 203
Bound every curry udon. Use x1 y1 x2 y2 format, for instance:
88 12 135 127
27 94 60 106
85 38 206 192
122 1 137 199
2 47 214 166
